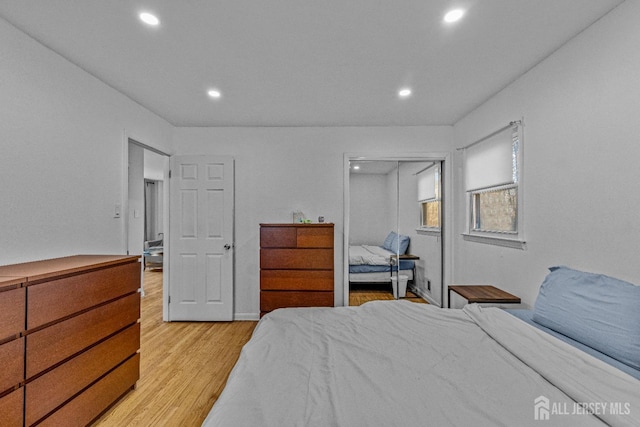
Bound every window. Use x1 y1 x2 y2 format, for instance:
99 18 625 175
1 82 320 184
417 163 441 231
422 200 440 228
471 185 517 232
463 122 524 248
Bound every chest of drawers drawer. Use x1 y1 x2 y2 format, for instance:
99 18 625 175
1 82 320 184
0 286 25 342
0 388 23 427
260 270 333 291
0 338 24 394
27 261 140 330
260 248 333 270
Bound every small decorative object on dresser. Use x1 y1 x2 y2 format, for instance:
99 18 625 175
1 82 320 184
0 255 141 427
260 223 334 317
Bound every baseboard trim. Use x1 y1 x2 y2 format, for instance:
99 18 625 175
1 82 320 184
234 312 260 321
410 285 442 307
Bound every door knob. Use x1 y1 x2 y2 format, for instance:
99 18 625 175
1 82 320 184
224 244 232 250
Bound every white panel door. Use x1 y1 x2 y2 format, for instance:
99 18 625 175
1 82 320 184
169 155 234 321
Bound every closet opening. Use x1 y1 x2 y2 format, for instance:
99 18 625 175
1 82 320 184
343 154 450 308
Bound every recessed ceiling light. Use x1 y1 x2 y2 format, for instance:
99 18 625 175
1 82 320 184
207 89 222 99
444 9 465 23
139 12 160 26
353 165 360 170
398 88 412 98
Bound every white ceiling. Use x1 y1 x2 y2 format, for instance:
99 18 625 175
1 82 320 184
0 1 624 127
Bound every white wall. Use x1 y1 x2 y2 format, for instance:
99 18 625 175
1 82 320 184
349 173 390 245
173 126 453 317
144 150 167 181
0 18 173 265
452 1 640 307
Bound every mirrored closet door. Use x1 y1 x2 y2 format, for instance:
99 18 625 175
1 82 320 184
347 158 443 306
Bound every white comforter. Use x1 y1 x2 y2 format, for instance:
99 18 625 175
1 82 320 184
349 245 393 265
203 302 640 427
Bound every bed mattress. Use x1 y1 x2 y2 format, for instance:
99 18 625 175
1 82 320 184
204 301 639 426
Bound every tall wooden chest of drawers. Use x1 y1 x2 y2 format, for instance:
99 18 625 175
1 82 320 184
0 255 141 427
260 223 334 316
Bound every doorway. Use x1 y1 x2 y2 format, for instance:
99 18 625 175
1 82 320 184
126 139 170 318
343 153 450 307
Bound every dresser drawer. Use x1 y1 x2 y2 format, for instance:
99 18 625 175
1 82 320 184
27 261 140 330
260 291 334 312
26 293 140 378
261 270 333 291
0 276 25 292
261 249 333 270
0 338 24 394
25 323 140 426
0 287 25 342
296 227 333 248
260 226 296 247
0 387 23 427
37 353 140 427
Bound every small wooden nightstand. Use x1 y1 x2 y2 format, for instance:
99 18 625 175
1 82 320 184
448 285 520 308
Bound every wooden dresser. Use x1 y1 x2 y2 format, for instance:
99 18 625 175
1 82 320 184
260 223 334 316
0 255 141 427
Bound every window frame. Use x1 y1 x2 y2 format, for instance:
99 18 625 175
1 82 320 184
419 198 441 231
469 183 518 234
462 122 525 249
416 162 442 234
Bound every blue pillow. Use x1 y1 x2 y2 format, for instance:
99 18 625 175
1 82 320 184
532 266 640 370
382 232 410 254
396 234 411 254
382 232 396 251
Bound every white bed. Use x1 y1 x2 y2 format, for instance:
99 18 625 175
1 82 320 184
348 244 414 283
204 300 639 426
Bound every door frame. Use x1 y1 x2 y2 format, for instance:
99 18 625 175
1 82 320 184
343 152 452 307
123 135 171 320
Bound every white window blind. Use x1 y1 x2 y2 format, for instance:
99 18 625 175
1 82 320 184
417 164 439 201
464 125 519 191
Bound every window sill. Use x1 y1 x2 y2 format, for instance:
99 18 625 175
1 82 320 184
462 233 526 250
416 227 441 237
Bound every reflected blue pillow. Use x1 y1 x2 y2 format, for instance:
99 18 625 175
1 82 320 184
382 231 410 254
382 232 396 251
532 266 640 370
392 234 410 255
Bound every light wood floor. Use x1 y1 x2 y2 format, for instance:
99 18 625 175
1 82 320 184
94 272 425 426
349 283 427 306
93 272 256 426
